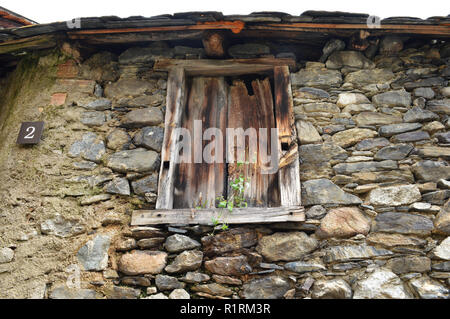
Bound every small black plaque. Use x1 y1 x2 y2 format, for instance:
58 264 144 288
16 122 45 145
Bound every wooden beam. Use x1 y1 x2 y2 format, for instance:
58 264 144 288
154 58 296 76
131 206 305 226
0 34 56 55
274 66 302 207
156 67 186 209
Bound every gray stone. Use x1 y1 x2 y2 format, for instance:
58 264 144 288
391 130 430 143
201 228 258 256
342 103 376 114
404 77 446 90
77 235 111 271
306 205 327 219
105 78 153 98
374 144 413 161
131 174 158 196
146 293 168 299
105 178 130 196
372 90 411 107
412 160 450 182
105 286 140 299
436 132 450 144
40 215 85 238
378 123 422 137
367 233 427 248
422 190 450 205
164 234 201 253
165 250 203 274
379 36 404 55
80 194 111 206
403 106 439 123
256 232 318 262
204 256 252 276
295 87 330 99
303 102 340 113
155 274 185 291
353 268 411 299
241 276 291 299
80 111 106 127
291 68 342 89
312 279 352 299
106 129 131 150
414 88 435 99
121 108 163 128
192 283 233 297
228 43 270 58
323 245 393 263
0 247 14 264
426 99 450 115
106 148 159 173
354 112 402 126
181 272 210 284
432 237 450 260
409 276 449 299
434 200 450 235
386 256 431 274
69 133 105 164
368 185 421 207
49 285 101 299
355 137 390 151
73 161 97 171
169 289 190 299
137 238 165 249
373 212 434 236
302 178 362 206
284 261 326 273
299 143 348 164
333 160 397 175
296 121 322 144
132 126 164 152
83 98 112 111
320 38 346 62
119 45 174 64
326 51 375 69
432 261 450 272
344 69 395 86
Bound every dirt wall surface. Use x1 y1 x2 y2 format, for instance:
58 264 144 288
0 37 449 299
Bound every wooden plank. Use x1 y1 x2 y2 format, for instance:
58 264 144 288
154 58 296 76
173 77 228 208
156 67 186 209
274 66 302 206
131 206 305 226
0 34 56 55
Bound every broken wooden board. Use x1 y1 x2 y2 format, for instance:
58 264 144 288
0 34 56 55
131 206 305 226
156 67 186 209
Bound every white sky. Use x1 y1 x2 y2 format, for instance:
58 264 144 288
2 0 448 24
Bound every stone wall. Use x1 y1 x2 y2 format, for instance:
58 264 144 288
0 38 449 299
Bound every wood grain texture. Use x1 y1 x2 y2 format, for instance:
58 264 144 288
274 66 302 206
156 67 186 209
132 206 305 225
173 77 228 208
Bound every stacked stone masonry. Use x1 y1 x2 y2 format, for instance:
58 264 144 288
0 37 449 299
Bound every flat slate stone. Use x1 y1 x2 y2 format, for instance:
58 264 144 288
77 235 111 271
256 232 318 262
391 130 430 143
353 269 411 299
355 137 390 151
291 68 342 89
240 276 291 299
333 160 397 175
80 111 106 127
132 126 164 152
374 144 413 161
372 212 434 236
368 185 421 207
372 90 411 107
378 123 422 137
302 178 362 206
284 261 326 273
403 106 439 122
412 160 450 182
131 174 158 196
106 148 159 173
323 244 393 263
121 108 163 128
105 178 130 196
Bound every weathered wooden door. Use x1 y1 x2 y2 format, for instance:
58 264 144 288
173 76 279 208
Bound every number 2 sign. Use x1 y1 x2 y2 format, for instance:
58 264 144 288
16 122 45 145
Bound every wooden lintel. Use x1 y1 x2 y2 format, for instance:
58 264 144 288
154 58 296 76
131 206 305 226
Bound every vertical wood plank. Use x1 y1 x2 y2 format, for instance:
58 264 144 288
156 68 186 209
227 78 279 207
274 66 302 206
173 77 228 208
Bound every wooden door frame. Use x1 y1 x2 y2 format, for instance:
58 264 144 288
132 58 303 226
